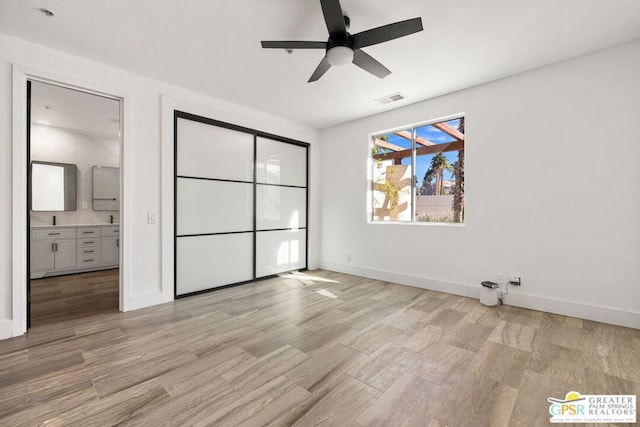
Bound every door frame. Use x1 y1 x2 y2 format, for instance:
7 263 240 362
12 64 130 336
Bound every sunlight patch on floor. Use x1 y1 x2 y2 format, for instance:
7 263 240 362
280 271 340 285
315 288 338 299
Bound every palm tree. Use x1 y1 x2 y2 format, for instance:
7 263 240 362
452 118 465 222
422 168 436 195
425 153 453 196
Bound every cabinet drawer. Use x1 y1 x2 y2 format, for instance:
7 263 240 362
77 228 100 237
32 228 75 240
78 247 100 257
78 238 100 248
101 227 120 237
78 250 101 267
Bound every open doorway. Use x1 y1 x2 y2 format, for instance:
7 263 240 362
27 80 122 327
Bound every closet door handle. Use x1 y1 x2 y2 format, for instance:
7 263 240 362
116 238 119 248
51 243 55 252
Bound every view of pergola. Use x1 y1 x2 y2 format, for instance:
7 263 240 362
371 117 465 223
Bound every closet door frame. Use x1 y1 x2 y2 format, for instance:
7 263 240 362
173 110 309 298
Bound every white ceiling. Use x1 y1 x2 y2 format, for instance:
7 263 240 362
2 0 640 129
30 81 121 138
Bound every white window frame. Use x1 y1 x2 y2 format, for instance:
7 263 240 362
368 113 465 226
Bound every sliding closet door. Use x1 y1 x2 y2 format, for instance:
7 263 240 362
175 112 308 297
175 116 254 296
255 137 307 278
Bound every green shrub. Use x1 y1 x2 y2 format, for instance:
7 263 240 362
416 212 453 223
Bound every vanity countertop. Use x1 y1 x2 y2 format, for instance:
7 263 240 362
31 223 119 228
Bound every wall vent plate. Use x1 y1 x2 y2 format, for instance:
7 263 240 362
375 92 406 105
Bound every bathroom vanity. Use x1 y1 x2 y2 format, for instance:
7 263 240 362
30 224 119 278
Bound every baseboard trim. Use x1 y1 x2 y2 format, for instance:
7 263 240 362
320 262 640 330
504 292 640 330
0 319 14 340
31 265 119 279
125 291 164 312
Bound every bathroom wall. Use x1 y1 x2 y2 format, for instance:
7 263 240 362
30 124 120 225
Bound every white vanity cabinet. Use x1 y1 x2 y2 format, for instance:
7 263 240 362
77 227 101 268
31 228 77 273
100 226 120 266
31 240 56 271
31 225 119 278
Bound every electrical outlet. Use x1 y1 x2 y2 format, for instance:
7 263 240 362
346 253 352 263
509 276 521 286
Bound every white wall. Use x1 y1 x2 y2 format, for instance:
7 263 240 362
319 40 640 328
0 33 319 338
30 125 120 226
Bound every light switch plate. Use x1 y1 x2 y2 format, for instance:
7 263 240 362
147 212 158 224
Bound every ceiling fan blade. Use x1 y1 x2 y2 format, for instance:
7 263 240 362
261 41 327 49
352 17 423 49
320 0 347 38
308 57 331 82
352 49 391 79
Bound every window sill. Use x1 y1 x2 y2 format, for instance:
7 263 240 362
368 220 465 227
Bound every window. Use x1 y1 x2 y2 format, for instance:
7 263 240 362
371 116 465 224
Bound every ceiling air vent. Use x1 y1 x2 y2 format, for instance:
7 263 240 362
375 92 406 105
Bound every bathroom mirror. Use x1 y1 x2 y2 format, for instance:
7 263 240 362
31 161 78 211
92 166 119 211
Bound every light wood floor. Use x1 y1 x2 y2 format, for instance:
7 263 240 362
1 270 639 426
30 269 119 327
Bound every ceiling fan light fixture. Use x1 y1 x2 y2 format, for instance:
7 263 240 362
326 46 354 67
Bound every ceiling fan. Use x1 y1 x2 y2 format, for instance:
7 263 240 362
261 0 423 82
